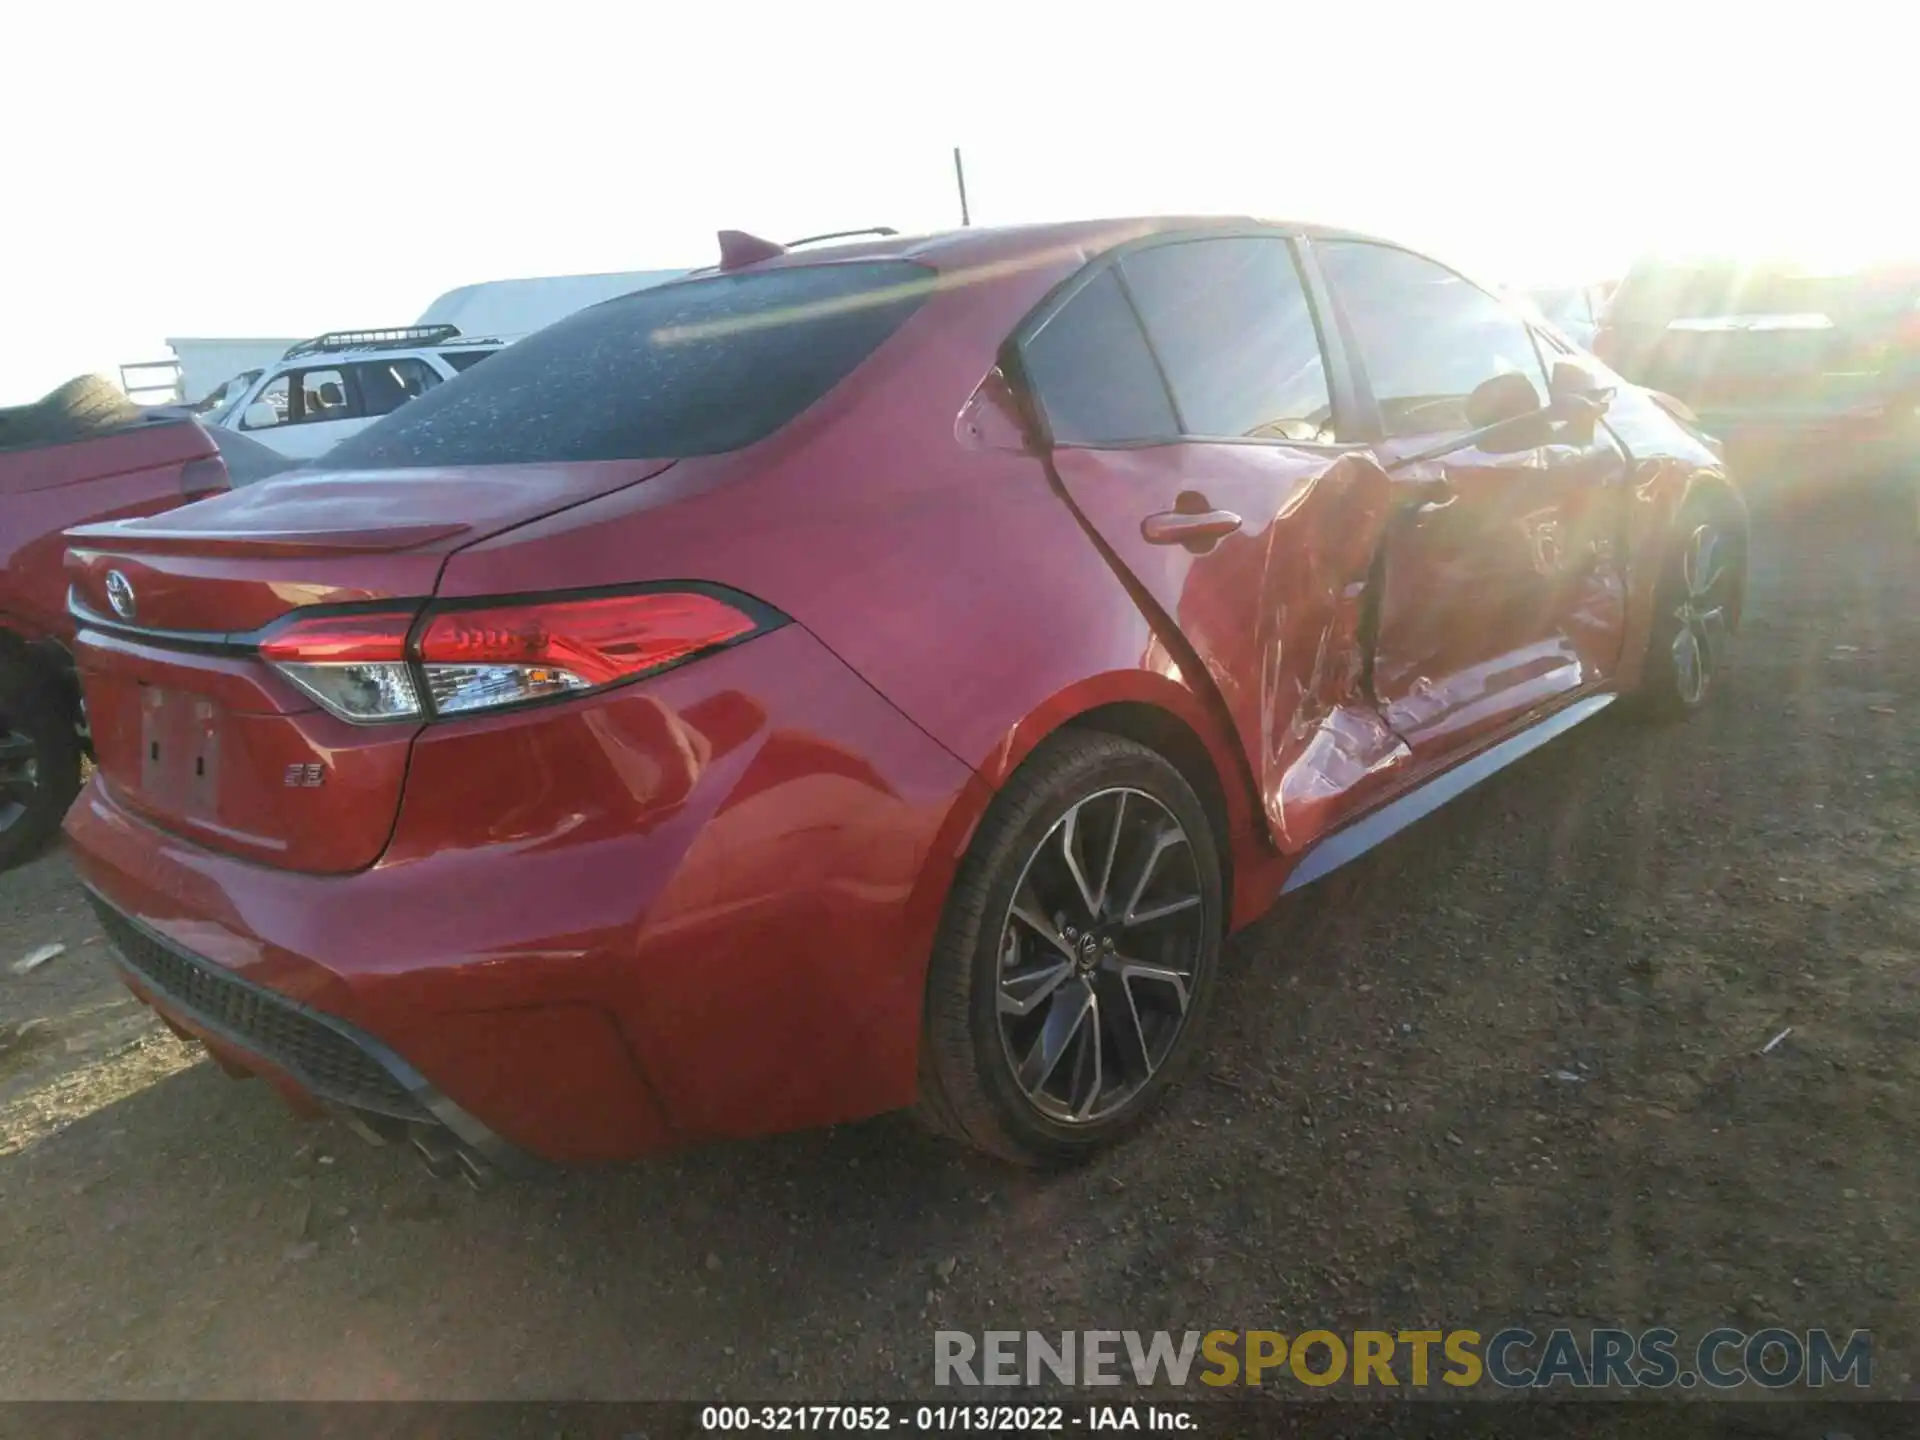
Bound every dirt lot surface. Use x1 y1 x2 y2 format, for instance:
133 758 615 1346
1 481 1915 1405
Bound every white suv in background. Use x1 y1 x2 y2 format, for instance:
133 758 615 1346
203 326 508 459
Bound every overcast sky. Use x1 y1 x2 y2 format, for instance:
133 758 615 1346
4 0 1911 403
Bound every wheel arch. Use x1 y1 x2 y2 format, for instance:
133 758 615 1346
1676 470 1750 629
1618 459 1750 693
953 670 1270 932
1057 699 1239 915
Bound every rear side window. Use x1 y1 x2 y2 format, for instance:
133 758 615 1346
326 262 934 468
443 349 495 372
1020 269 1177 446
354 357 442 417
1121 237 1334 442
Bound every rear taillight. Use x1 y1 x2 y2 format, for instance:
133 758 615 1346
259 589 772 724
260 612 420 722
418 592 758 715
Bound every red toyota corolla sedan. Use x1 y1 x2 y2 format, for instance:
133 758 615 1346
61 218 1745 1175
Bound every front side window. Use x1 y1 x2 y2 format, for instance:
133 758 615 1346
1318 241 1547 439
1121 237 1334 442
196 369 261 415
1020 268 1177 446
240 374 291 429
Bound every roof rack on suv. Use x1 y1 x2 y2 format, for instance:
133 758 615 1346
282 325 464 360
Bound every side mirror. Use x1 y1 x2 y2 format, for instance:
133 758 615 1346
1549 357 1612 404
1464 371 1543 430
241 400 280 430
1547 358 1614 442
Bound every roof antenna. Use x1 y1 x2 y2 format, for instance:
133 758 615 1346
717 230 787 270
953 146 971 227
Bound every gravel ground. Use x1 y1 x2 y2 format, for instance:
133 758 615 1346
0 479 1915 1403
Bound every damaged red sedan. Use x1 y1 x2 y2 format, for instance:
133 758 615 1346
61 219 1745 1174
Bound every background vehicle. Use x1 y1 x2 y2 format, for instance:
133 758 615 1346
1523 281 1615 350
0 377 255 868
62 219 1744 1174
207 325 509 458
1594 253 1920 484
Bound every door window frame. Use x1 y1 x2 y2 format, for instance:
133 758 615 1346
1296 237 1558 447
236 372 293 430
1009 224 1371 453
1114 233 1345 447
1013 265 1182 448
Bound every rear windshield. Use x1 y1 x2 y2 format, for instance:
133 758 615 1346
326 261 934 469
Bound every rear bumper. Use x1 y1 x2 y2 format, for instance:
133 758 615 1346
86 891 533 1177
65 622 982 1163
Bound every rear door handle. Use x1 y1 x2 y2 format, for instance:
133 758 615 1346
1141 508 1244 549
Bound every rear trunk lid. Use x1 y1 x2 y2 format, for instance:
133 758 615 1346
63 254 943 875
65 459 674 873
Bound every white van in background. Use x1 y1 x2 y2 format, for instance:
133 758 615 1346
204 326 508 459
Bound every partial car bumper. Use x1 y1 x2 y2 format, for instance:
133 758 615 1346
65 623 982 1163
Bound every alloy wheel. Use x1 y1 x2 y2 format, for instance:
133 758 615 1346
994 787 1208 1125
1671 521 1734 706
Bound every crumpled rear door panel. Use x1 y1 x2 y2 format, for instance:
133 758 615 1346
1051 443 1408 854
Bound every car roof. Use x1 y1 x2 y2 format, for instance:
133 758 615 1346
706 215 1395 276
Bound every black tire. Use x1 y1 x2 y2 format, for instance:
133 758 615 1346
0 375 143 453
0 657 82 871
916 730 1224 1166
1633 489 1747 722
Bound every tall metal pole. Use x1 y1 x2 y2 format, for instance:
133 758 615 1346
954 146 971 227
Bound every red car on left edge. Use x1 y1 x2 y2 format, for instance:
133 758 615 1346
0 377 244 870
61 218 1745 1177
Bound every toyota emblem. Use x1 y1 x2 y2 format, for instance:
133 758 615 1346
104 570 136 622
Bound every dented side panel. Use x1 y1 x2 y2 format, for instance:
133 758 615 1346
1366 434 1630 759
1051 444 1406 853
